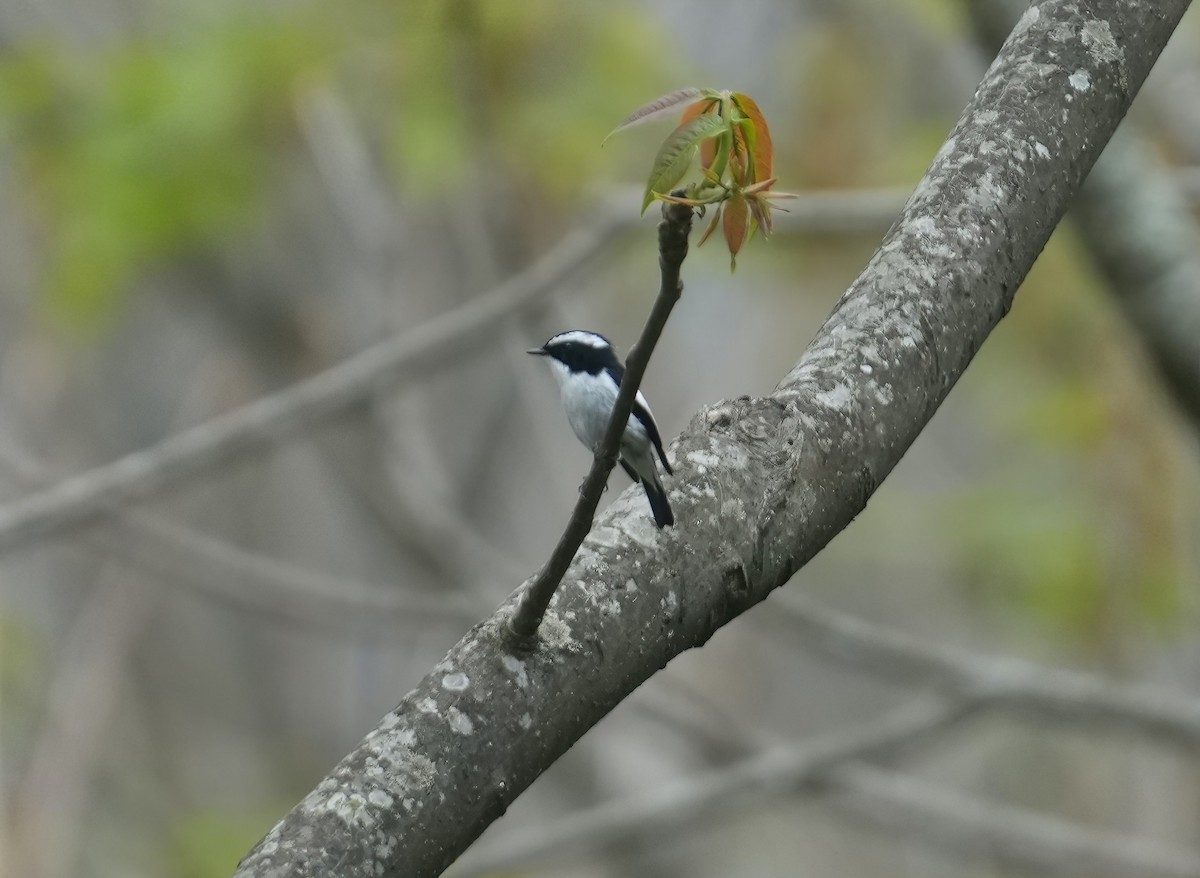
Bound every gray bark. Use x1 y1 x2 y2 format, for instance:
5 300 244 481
234 1 1191 876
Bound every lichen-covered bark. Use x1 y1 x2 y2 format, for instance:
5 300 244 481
234 2 1191 876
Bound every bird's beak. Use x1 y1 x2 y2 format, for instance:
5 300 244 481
526 347 547 356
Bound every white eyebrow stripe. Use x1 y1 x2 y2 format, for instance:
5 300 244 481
548 330 610 349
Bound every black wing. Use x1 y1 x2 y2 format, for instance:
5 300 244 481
605 362 673 475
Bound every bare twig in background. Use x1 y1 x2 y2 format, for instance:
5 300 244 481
459 593 1200 875
451 698 972 877
825 765 1200 878
1072 134 1200 431
0 435 477 632
9 570 153 878
506 198 693 647
761 595 1200 749
0 208 628 553
968 0 1200 432
611 176 1200 237
298 79 530 599
455 698 1200 878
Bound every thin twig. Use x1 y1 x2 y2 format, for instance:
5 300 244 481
762 594 1200 749
0 208 627 553
504 198 694 648
967 0 1200 432
459 690 1200 878
826 765 1200 878
10 570 153 878
0 435 479 631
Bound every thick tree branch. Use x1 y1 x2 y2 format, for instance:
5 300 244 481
234 3 1191 876
506 199 693 646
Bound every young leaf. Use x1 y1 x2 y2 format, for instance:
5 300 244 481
604 87 704 143
722 190 749 269
697 203 723 246
679 98 720 169
730 92 773 183
642 112 727 211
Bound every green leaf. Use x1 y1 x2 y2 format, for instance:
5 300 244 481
642 112 727 212
603 87 704 143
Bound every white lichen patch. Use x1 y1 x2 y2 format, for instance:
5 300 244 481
662 590 679 615
1080 19 1122 66
324 791 373 827
599 598 621 617
442 672 470 692
501 654 529 689
1068 70 1090 91
860 363 874 375
447 706 474 735
687 449 721 471
536 610 581 653
417 697 439 714
519 712 533 730
368 789 394 808
1034 141 1050 159
404 753 437 791
815 383 853 411
375 838 398 859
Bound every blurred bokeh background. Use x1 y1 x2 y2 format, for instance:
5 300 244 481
1 1 1198 876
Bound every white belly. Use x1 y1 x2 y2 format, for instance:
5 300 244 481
560 370 649 452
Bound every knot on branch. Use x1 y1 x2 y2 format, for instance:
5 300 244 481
658 194 694 276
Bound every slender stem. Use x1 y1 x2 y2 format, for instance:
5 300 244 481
505 198 694 649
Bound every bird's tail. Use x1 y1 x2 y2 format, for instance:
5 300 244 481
641 475 674 529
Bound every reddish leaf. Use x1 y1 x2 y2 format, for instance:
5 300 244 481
747 195 771 239
730 93 773 183
697 204 723 246
679 99 720 169
723 191 749 269
604 88 704 143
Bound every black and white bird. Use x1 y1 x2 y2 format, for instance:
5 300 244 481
528 330 674 528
